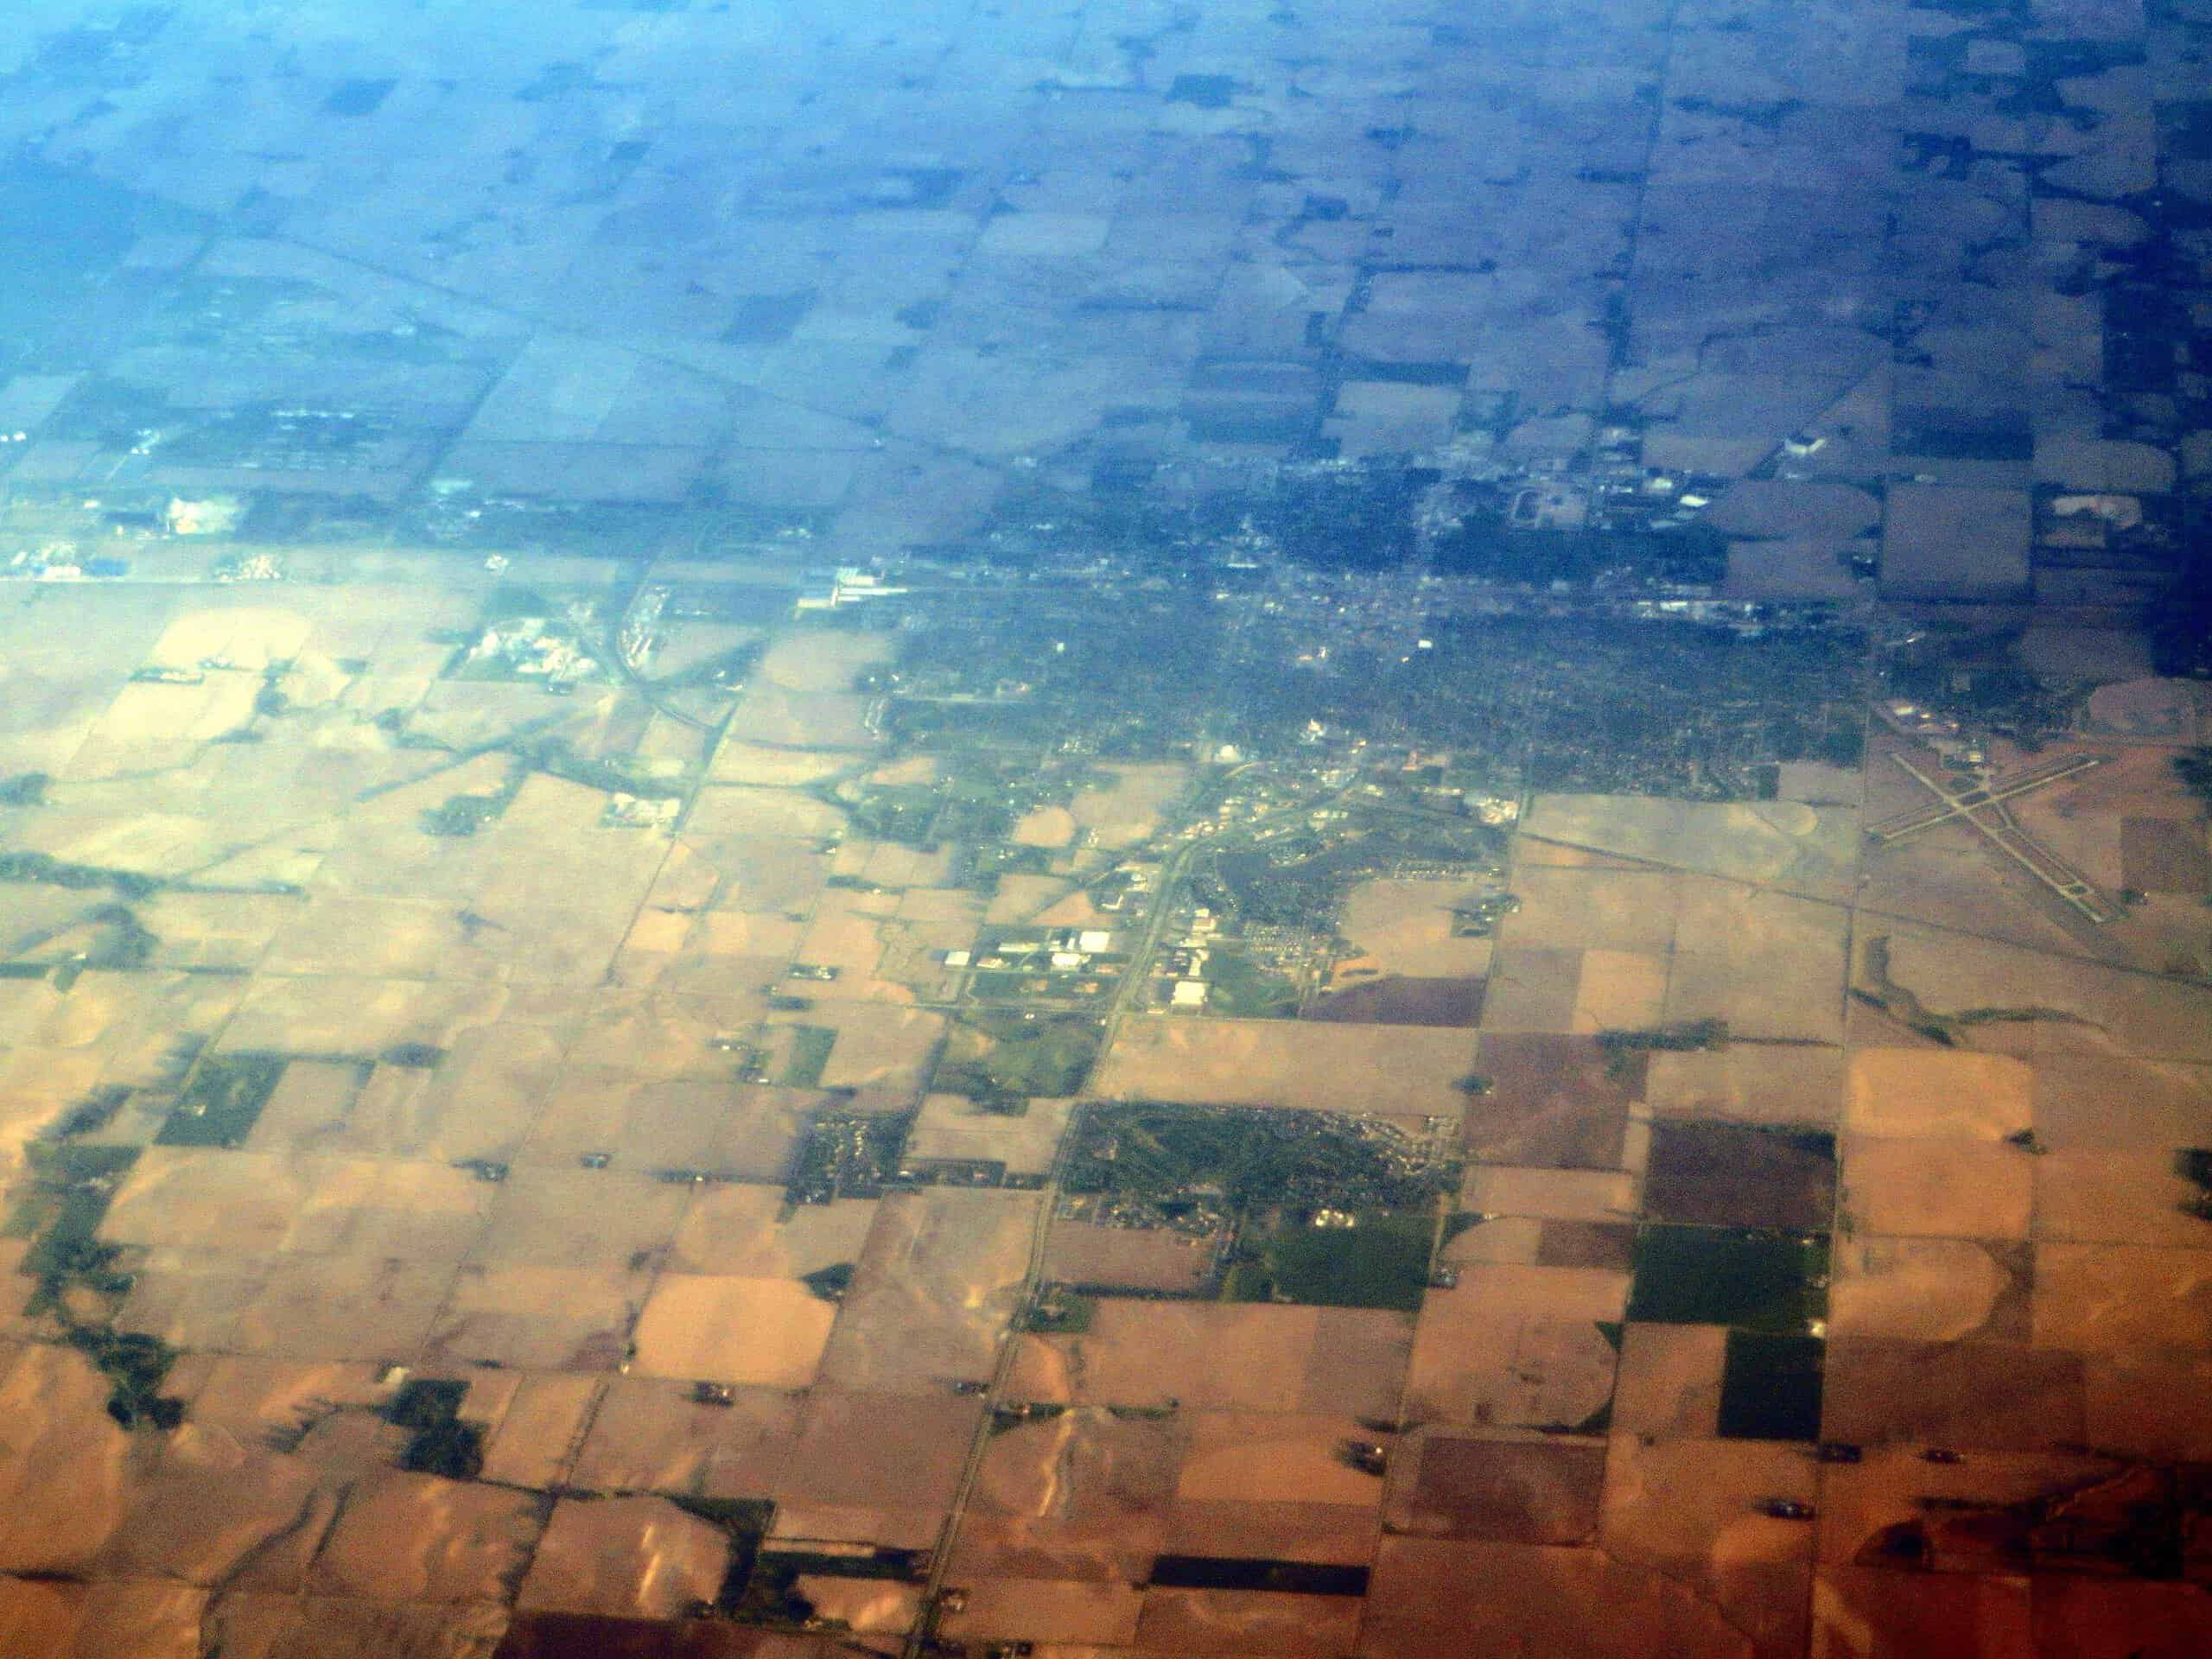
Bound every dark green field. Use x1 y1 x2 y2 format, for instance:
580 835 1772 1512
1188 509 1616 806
1625 1224 1828 1334
1224 1208 1436 1313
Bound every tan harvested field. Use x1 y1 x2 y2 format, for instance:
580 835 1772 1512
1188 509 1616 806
666 1185 877 1277
211 975 515 1062
633 707 714 772
1008 1300 1414 1420
1520 795 1859 902
1471 943 1585 1032
1820 1337 2088 1452
98 1148 487 1266
241 1059 367 1154
896 886 985 925
1643 1045 1845 1126
708 737 858 785
685 906 807 959
1663 882 1849 1042
167 1355 385 1442
2031 1243 2212 1357
679 831 834 913
1459 1165 1638 1223
231 1255 459 1361
515 1495 729 1618
1402 1266 1624 1428
815 1190 1041 1393
766 1004 944 1099
114 1258 267 1351
137 890 303 972
308 1469 543 1602
630 1274 836 1388
755 631 895 694
522 1073 759 1171
936 1578 1145 1647
908 1092 1077 1180
793 894 974 1005
726 683 874 749
1599 1437 1816 1659
868 754 939 787
334 1027 569 1164
1361 1535 1759 1658
1067 764 1188 849
1042 1218 1222 1293
1827 1236 2031 1344
1497 866 1681 953
1811 1445 2123 1569
1335 878 1499 976
1033 880 1120 929
684 784 847 839
869 842 960 888
425 1266 648 1372
2081 1355 2212 1461
101 1148 327 1256
2031 1149 2212 1248
1859 926 2212 1062
569 1377 798 1499
1163 1498 1382 1567
1010 804 1078 848
984 871 1088 926
1137 1586 1363 1657
1092 1016 1474 1116
772 1390 982 1513
1567 948 1670 1033
1845 1047 2034 1140
944 1514 1156 1585
470 1166 690 1268
271 885 609 990
0 1345 135 1573
963 1405 1182 1574
765 1499 947 1554
478 1374 602 1490
1382 1427 1606 1543
1174 1412 1389 1509
93 1425 334 1586
634 941 789 1003
1610 1324 1726 1440
788 888 907 997
1841 1135 2032 1238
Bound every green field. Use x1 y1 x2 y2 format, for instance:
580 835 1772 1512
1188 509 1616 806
1203 950 1302 1019
1224 1208 1436 1312
779 1027 838 1089
157 1054 288 1148
1717 1331 1826 1442
1625 1225 1828 1334
934 1010 1102 1104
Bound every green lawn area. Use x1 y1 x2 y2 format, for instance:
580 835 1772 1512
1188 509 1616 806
936 1010 1102 1101
1204 950 1301 1019
1224 1208 1436 1313
779 1027 838 1089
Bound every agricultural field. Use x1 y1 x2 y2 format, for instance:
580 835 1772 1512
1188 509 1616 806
1091 1016 1478 1119
2 0 2210 1652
